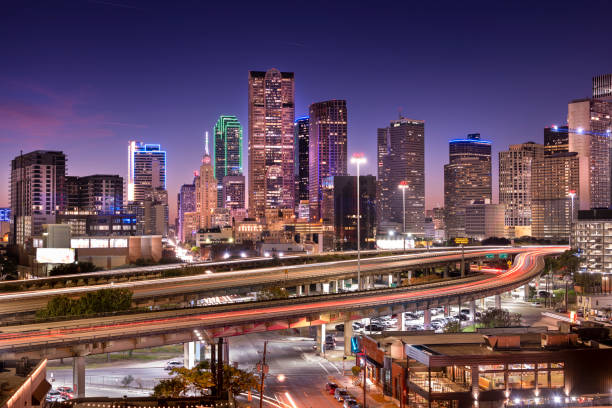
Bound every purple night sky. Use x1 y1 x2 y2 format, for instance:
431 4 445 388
1 1 611 220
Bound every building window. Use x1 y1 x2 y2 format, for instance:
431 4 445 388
550 371 564 388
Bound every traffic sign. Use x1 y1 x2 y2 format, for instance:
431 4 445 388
454 237 468 244
499 253 508 259
485 254 495 259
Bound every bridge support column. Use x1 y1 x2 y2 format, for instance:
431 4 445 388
523 284 529 300
400 311 406 331
495 294 501 309
423 309 431 330
444 266 449 278
316 283 322 293
344 321 354 356
407 270 412 285
316 324 326 355
444 305 450 317
223 338 230 365
388 274 393 287
72 356 86 398
322 282 330 293
195 340 201 362
305 284 311 296
184 341 196 369
469 300 476 323
461 260 466 278
296 285 303 296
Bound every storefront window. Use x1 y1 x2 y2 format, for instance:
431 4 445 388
538 363 548 369
537 372 548 388
521 372 535 389
479 372 505 390
509 363 522 370
479 364 504 371
508 373 521 389
551 371 564 388
551 362 564 368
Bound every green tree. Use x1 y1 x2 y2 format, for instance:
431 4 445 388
152 377 187 398
49 262 100 276
170 367 214 396
478 309 522 328
444 320 462 333
257 286 289 300
219 365 259 395
36 288 133 318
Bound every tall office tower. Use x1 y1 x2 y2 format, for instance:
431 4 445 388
64 175 123 215
593 73 612 101
377 117 425 235
308 100 348 222
221 175 245 211
143 187 168 236
195 140 217 231
178 182 196 242
531 152 579 241
443 134 492 238
327 175 376 250
567 99 612 209
248 69 295 219
127 141 167 203
498 142 544 237
214 117 243 207
544 126 569 155
294 116 309 211
10 150 66 245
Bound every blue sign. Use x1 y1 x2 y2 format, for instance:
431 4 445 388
351 336 360 354
0 208 10 222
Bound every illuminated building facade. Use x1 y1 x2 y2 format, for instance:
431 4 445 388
308 100 348 222
574 209 612 277
377 117 425 235
593 73 612 101
499 142 544 237
214 115 243 207
221 175 245 211
10 150 66 245
294 116 309 213
127 141 166 203
65 174 124 215
567 98 612 210
248 69 295 219
531 152 579 241
544 126 569 156
195 144 217 231
178 182 196 242
443 134 492 238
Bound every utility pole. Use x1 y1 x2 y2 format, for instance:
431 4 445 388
258 341 268 408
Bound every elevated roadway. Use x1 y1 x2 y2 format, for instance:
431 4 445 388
0 246 564 360
1 247 522 317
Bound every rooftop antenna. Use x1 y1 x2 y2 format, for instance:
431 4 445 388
204 131 210 156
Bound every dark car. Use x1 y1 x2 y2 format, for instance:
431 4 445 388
334 388 350 401
335 324 345 332
454 314 469 321
326 382 339 394
325 334 336 350
365 323 384 332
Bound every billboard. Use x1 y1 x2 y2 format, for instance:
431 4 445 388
36 248 75 264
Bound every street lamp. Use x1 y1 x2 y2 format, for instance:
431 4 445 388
399 181 408 254
351 153 366 290
569 190 576 248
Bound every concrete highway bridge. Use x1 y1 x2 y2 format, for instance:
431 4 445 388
0 246 564 396
0 247 522 318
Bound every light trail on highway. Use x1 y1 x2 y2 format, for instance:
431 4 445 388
0 247 564 352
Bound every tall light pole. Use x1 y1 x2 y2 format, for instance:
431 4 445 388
399 181 408 254
351 153 366 290
569 190 576 249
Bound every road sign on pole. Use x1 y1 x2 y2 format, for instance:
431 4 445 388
454 237 468 245
499 253 508 259
485 254 494 259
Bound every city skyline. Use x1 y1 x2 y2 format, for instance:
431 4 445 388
2 2 612 221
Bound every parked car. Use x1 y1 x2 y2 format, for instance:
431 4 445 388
460 309 471 315
454 314 469 321
335 324 345 332
165 361 184 370
343 398 359 408
56 386 74 399
334 388 350 401
404 312 418 320
326 382 339 394
365 324 384 332
46 390 63 402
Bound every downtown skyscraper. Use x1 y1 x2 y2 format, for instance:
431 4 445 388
377 117 425 235
214 115 243 208
444 134 492 238
248 69 295 220
567 98 612 210
498 142 544 237
308 100 348 222
294 116 309 218
127 141 167 202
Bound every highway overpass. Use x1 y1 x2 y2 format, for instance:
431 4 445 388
0 246 563 361
0 247 524 317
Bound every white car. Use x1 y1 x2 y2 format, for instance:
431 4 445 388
165 361 184 370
